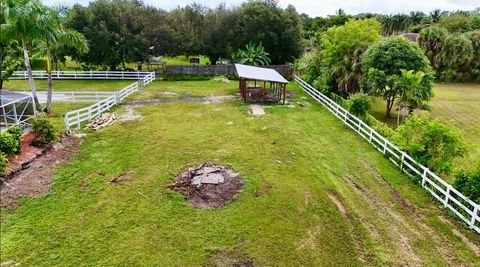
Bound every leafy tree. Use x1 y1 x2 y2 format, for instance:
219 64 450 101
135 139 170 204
232 1 303 64
235 42 271 65
439 13 479 33
440 33 473 68
320 18 381 94
361 36 434 117
395 115 467 173
201 4 236 64
418 27 448 70
465 30 480 76
65 1 159 70
454 164 480 203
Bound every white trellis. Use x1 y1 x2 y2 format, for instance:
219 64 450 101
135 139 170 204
0 91 35 132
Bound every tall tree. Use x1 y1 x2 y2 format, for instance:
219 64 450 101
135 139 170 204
418 26 448 70
34 6 88 112
361 36 434 117
2 0 49 111
320 18 381 94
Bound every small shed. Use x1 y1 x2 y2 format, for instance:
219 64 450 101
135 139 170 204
235 64 289 104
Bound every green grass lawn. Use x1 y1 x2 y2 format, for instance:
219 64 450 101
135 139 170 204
31 55 212 71
1 81 479 266
3 79 133 92
133 80 238 100
371 82 480 173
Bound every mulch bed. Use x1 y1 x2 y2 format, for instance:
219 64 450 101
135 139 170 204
0 135 79 209
168 163 245 209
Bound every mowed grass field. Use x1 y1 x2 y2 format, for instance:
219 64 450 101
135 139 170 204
371 82 480 173
3 79 133 92
1 81 480 266
428 83 480 170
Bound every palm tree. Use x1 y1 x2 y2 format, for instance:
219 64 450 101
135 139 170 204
34 6 88 112
429 9 442 24
235 42 271 66
2 0 48 111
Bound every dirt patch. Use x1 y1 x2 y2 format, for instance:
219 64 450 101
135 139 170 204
117 106 143 122
299 188 312 212
254 182 272 197
362 159 419 217
204 249 254 267
109 172 134 185
123 95 238 107
439 216 480 256
328 193 347 217
168 163 244 209
0 136 79 209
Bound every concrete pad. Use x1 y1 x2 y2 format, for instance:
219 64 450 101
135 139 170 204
250 105 265 116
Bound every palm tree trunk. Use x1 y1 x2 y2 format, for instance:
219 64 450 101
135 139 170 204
386 97 395 118
44 54 53 113
22 40 42 112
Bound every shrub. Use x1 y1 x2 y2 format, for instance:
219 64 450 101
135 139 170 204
0 153 7 177
366 115 397 140
7 126 23 153
349 93 372 118
394 115 467 174
454 164 480 203
31 115 57 144
0 132 20 156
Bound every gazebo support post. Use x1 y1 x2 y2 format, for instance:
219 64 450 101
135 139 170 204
283 84 286 104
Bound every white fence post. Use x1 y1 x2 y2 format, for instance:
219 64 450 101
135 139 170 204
471 205 479 229
294 76 480 234
444 185 451 207
421 167 428 188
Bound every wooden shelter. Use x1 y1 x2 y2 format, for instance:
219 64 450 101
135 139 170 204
235 64 288 104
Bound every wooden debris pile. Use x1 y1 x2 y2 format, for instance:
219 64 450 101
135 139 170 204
86 113 116 131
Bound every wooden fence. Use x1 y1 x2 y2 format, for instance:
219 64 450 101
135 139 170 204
160 64 294 78
64 72 155 130
294 76 480 234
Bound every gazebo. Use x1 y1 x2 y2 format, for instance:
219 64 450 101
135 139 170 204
235 64 288 104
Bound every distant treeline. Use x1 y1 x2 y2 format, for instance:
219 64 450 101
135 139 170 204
58 0 304 70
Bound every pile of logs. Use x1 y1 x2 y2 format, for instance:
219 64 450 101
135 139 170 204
86 113 116 131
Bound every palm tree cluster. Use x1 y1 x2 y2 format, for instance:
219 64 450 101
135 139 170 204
0 0 88 112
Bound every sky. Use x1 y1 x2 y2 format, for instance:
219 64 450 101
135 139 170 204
40 0 480 17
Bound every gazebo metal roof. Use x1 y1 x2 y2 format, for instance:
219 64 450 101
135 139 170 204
235 64 289 84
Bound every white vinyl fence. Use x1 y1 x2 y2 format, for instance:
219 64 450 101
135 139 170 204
17 91 115 103
10 71 153 80
64 72 155 130
294 76 480 234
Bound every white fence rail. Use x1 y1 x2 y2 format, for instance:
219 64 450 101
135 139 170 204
15 91 115 103
64 72 155 130
294 76 480 234
10 71 153 80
